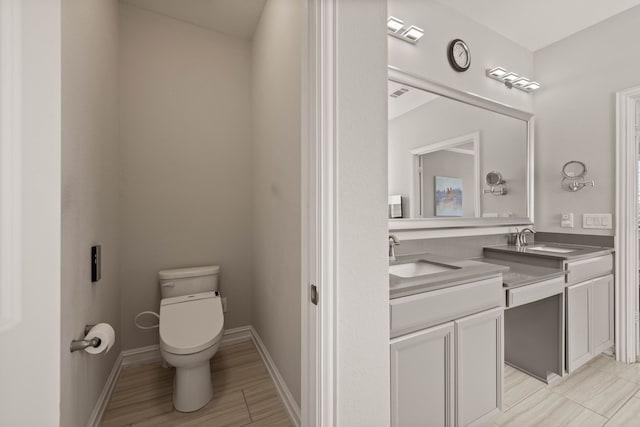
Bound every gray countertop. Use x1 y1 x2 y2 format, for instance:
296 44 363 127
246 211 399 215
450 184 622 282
390 243 613 299
474 257 566 289
483 242 613 261
389 253 508 299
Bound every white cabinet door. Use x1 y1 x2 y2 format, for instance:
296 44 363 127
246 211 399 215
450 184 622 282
591 275 614 355
455 307 504 427
391 322 455 427
567 280 591 373
566 274 614 373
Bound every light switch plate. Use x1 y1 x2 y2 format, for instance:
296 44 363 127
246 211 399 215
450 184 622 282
561 213 574 228
582 213 612 229
91 245 101 282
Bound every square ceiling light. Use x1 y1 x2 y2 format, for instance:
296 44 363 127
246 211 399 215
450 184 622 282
486 66 541 94
487 67 508 78
401 25 424 42
524 82 541 92
512 78 531 88
501 73 521 83
387 16 404 33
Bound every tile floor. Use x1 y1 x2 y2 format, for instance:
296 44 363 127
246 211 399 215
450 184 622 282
496 355 640 426
101 340 292 427
102 342 640 427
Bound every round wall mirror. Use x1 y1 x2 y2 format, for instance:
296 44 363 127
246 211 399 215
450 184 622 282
561 161 587 178
486 171 504 186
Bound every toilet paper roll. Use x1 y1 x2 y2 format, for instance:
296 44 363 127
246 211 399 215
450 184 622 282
85 323 116 354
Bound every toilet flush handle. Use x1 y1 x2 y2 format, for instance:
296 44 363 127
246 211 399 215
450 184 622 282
161 282 175 288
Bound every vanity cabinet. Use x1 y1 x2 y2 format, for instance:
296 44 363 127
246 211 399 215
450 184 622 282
455 307 503 427
391 323 455 427
566 274 614 373
391 306 503 427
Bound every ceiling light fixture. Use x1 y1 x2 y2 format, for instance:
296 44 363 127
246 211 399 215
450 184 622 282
486 67 542 93
387 17 423 44
524 82 541 92
487 67 508 78
387 16 404 33
401 25 424 43
512 78 531 88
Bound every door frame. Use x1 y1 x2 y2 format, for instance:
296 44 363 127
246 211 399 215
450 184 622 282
615 84 640 363
0 0 23 334
301 0 337 426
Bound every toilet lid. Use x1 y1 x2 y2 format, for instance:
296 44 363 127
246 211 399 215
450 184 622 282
160 292 224 355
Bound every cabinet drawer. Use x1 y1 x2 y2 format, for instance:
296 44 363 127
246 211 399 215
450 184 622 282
390 276 503 338
566 255 613 285
506 276 564 308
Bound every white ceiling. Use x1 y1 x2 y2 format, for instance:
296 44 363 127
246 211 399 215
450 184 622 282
122 0 267 40
434 0 640 51
388 81 439 120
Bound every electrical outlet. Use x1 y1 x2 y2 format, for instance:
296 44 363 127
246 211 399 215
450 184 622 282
582 213 612 229
222 297 227 313
561 213 574 228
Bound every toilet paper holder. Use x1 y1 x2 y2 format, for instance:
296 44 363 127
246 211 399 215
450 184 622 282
69 324 101 353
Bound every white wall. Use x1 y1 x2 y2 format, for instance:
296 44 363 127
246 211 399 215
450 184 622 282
251 0 302 406
336 0 390 424
533 5 640 235
0 0 61 425
60 1 121 425
119 3 254 350
388 0 534 112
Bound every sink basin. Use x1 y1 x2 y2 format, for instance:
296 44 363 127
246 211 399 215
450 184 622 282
390 260 458 278
526 245 576 254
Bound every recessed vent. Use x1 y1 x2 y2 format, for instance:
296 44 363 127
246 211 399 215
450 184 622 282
390 87 409 98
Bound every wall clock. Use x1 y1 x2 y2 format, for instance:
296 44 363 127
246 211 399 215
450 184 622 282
447 39 471 72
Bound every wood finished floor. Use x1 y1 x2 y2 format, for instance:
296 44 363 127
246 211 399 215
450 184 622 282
101 340 292 427
496 355 640 426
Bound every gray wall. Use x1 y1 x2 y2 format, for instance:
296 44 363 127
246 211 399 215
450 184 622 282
251 0 302 406
119 3 254 350
60 1 121 426
336 0 391 424
534 5 640 235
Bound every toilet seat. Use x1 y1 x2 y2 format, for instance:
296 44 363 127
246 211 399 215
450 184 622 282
160 292 224 355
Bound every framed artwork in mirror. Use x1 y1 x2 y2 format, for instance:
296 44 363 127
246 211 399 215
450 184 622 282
435 176 463 217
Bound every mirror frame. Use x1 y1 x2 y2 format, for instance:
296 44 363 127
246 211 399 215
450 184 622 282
388 66 534 231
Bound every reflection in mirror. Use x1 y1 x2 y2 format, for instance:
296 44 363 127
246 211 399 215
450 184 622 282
388 79 529 220
410 132 479 218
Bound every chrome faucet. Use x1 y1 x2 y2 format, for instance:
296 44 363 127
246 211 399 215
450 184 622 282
516 227 536 247
389 234 400 261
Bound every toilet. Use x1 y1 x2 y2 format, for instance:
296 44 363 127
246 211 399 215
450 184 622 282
158 265 224 412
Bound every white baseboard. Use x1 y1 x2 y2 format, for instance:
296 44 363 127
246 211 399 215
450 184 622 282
248 326 301 427
221 325 253 346
86 352 123 427
87 325 299 427
121 344 162 367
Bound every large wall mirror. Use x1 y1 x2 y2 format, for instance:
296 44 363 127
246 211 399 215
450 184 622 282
388 67 534 230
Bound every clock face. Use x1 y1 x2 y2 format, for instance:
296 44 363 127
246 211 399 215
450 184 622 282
448 39 470 72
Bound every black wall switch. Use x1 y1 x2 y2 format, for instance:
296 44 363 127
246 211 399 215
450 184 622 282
91 245 101 282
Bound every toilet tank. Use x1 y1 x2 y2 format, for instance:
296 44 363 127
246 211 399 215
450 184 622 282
159 265 220 299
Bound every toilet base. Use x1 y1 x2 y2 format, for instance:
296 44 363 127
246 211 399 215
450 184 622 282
173 362 213 412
